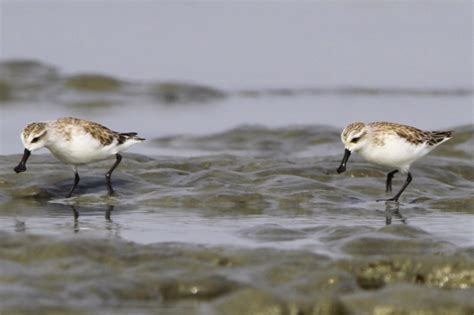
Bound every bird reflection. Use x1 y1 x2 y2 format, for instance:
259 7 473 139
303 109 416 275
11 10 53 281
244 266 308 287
14 220 26 233
69 204 117 234
384 203 407 225
71 206 79 232
105 206 113 221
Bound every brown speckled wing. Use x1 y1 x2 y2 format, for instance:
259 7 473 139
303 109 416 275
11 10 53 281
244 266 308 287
82 122 116 146
369 122 451 146
54 117 118 146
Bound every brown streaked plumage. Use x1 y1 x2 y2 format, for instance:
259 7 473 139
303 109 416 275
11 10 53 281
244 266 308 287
23 122 47 140
342 122 365 140
368 122 453 146
50 117 126 146
338 121 453 202
14 117 145 197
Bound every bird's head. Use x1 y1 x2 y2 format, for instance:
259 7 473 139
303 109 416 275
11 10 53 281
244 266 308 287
337 122 368 174
340 122 369 152
21 122 49 152
14 122 49 173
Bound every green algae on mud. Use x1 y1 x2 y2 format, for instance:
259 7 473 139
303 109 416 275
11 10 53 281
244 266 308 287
0 80 11 101
65 74 122 92
149 82 227 104
0 59 228 105
2 59 473 113
0 232 473 315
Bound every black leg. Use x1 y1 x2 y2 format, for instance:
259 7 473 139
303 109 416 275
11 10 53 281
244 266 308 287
386 170 399 193
105 154 122 195
66 168 80 198
378 172 412 202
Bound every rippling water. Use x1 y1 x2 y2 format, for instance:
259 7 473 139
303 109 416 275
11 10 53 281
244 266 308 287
0 61 473 314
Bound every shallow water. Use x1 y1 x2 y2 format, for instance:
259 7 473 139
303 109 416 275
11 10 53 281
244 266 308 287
1 60 472 156
0 60 474 314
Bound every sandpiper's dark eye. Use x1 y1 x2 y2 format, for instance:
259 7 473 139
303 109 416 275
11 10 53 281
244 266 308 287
31 131 46 144
31 133 45 143
351 136 361 143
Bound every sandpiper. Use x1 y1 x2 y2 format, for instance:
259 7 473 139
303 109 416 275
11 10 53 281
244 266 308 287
14 117 145 197
336 122 452 202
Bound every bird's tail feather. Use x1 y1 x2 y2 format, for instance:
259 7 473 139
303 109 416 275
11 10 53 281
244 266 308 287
118 132 145 144
429 131 453 145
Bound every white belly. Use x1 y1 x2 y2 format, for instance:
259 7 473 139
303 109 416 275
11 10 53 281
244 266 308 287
46 133 116 165
357 135 431 172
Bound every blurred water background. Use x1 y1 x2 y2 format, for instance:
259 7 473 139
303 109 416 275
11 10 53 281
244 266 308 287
1 2 472 156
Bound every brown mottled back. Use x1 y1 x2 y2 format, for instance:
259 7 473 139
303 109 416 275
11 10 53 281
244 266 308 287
369 122 452 146
82 122 116 146
54 117 117 146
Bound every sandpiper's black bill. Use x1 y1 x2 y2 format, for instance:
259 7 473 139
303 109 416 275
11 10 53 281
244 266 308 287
336 149 351 174
14 149 31 173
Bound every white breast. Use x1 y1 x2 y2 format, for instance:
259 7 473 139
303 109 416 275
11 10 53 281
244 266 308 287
46 132 116 165
357 134 432 172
